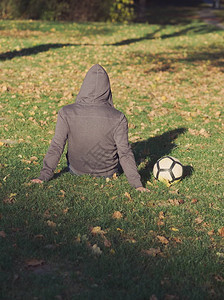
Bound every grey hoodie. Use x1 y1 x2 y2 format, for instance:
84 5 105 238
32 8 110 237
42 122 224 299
38 64 142 188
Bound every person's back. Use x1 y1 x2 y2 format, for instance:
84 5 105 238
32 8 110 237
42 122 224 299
34 64 147 190
61 100 123 177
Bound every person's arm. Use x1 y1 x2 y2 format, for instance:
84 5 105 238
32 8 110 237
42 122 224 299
114 115 149 192
32 109 69 183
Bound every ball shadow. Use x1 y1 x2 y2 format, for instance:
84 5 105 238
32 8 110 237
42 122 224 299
131 127 190 185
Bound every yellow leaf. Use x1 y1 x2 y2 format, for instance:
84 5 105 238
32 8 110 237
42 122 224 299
110 249 115 255
0 142 4 146
9 193 17 198
124 191 132 201
117 228 124 232
170 227 179 232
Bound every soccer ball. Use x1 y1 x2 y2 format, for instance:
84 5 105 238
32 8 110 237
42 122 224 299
153 156 183 186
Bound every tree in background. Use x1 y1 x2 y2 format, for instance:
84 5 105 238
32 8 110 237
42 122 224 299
0 0 135 22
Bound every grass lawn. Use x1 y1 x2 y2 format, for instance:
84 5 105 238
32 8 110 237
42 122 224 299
0 4 224 300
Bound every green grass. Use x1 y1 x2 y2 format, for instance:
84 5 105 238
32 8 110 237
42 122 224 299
0 5 224 300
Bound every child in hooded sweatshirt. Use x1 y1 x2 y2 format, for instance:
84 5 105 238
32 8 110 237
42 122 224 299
32 64 149 192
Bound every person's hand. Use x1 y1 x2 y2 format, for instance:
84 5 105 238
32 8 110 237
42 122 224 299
31 179 43 184
136 187 150 193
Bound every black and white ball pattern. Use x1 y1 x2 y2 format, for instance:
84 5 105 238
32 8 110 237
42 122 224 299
153 156 183 184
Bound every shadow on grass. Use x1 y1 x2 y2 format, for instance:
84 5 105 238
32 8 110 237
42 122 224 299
0 43 83 61
131 127 190 185
1 21 222 61
128 43 224 72
111 23 221 46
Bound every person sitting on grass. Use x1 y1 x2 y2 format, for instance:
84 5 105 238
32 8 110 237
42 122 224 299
32 64 149 192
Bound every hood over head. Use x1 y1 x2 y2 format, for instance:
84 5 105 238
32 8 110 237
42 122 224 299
76 64 113 106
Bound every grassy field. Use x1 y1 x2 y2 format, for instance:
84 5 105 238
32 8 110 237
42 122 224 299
0 4 224 300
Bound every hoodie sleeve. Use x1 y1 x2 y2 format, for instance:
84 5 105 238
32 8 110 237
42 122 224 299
114 115 143 189
38 109 69 181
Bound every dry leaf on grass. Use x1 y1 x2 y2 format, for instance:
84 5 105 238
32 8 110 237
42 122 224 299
188 128 210 138
159 211 165 219
172 237 182 244
25 259 45 267
46 220 56 228
90 226 106 235
207 230 214 236
142 248 161 257
92 244 102 256
170 227 179 232
30 156 38 161
218 227 224 237
124 192 132 201
103 238 112 248
157 235 169 244
112 211 123 219
195 217 203 224
34 234 44 239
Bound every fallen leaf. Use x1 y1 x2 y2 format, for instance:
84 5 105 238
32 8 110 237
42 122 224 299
112 173 118 180
25 259 45 267
92 244 102 256
0 230 6 238
191 198 198 204
46 220 56 228
34 234 44 239
214 275 224 282
207 230 214 236
124 192 132 201
168 199 180 206
21 159 32 164
142 248 161 256
157 235 169 244
170 227 179 232
195 217 203 224
62 207 69 214
90 226 106 235
112 211 123 219
110 249 115 255
159 211 165 219
117 227 124 232
172 237 182 243
216 252 224 258
30 156 38 161
218 227 224 237
125 237 137 243
104 239 112 248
